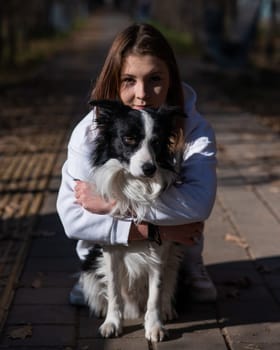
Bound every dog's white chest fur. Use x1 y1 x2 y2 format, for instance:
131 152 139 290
129 110 155 177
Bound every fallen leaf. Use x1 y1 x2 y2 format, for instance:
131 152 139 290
8 324 32 339
224 233 248 249
217 143 226 152
269 186 279 193
244 344 261 350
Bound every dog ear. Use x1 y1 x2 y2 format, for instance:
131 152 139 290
157 105 187 119
89 99 129 114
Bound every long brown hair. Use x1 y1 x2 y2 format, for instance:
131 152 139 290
91 23 184 109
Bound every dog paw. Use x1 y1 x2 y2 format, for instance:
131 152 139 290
99 321 122 338
145 322 167 342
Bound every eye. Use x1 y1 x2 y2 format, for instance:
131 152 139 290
121 77 135 86
150 75 162 83
122 136 137 146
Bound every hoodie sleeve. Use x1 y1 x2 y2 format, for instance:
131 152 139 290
56 111 132 246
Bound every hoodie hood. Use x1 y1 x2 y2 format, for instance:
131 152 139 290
182 82 197 115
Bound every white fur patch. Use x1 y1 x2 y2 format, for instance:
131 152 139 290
92 158 176 222
129 110 155 177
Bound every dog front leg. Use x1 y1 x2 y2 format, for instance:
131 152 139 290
161 245 184 321
99 250 123 338
144 269 167 342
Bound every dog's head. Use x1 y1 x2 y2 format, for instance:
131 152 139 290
89 100 186 178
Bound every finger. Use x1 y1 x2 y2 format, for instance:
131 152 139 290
74 198 83 206
74 182 85 194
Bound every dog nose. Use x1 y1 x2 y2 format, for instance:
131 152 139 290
142 163 157 177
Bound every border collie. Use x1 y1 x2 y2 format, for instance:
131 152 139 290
79 100 186 342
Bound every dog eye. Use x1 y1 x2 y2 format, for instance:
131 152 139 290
123 136 137 146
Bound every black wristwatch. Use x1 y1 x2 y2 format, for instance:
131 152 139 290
148 223 162 245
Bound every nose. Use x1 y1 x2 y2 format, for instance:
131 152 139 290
142 163 157 177
136 81 148 100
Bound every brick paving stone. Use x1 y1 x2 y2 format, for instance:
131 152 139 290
208 263 263 289
204 200 249 264
255 182 280 223
217 299 280 330
1 324 75 348
271 289 280 304
0 344 58 350
154 329 227 350
78 314 104 339
263 273 280 289
221 285 275 303
6 304 76 325
20 270 77 288
12 287 72 305
121 319 147 339
234 344 280 350
28 238 77 258
218 185 280 258
163 307 219 340
22 257 80 273
78 338 149 350
228 323 280 350
79 313 145 339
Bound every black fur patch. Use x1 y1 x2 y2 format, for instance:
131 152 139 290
82 245 103 272
89 100 186 172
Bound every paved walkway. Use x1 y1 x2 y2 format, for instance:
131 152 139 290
0 9 279 350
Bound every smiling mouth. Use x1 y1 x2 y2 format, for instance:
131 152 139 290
133 105 151 110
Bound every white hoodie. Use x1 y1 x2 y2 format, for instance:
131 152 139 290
56 84 217 259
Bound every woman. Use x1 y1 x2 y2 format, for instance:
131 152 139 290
57 23 217 304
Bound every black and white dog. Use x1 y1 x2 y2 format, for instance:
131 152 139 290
79 100 186 342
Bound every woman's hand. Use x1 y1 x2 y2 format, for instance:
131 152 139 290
74 180 116 214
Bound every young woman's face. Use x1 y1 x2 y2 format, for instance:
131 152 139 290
119 54 170 110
